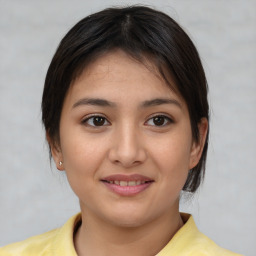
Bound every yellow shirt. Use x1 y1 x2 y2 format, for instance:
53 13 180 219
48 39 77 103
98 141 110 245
0 213 243 256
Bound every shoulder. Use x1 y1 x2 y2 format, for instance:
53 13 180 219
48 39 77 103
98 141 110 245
185 230 243 256
0 213 81 256
157 213 243 256
0 229 58 256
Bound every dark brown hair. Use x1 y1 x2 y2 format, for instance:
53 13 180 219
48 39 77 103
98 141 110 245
42 5 209 192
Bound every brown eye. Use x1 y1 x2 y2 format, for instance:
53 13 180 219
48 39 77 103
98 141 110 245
82 115 110 127
93 116 105 126
153 116 165 126
146 115 173 127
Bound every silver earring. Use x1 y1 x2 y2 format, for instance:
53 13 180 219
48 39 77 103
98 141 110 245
59 161 63 166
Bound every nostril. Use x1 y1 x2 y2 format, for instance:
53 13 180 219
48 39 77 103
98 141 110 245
108 140 147 167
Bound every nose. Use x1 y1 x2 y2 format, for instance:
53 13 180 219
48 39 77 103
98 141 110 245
108 124 147 168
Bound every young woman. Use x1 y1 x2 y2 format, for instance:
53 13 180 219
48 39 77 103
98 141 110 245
0 6 242 256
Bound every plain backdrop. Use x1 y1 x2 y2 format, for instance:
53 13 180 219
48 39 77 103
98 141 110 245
0 0 255 255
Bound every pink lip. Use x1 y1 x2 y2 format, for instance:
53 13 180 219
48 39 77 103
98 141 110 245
102 174 152 182
101 174 154 196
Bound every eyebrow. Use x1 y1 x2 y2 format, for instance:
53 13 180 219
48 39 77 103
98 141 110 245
140 98 182 108
72 97 182 109
73 98 117 108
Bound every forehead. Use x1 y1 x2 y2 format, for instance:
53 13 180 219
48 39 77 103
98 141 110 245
70 50 179 98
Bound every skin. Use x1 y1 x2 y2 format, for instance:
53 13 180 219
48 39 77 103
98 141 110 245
50 50 208 256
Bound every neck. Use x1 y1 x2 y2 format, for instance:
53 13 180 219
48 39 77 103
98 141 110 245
74 206 184 256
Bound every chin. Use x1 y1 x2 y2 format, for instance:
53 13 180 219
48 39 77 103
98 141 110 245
103 207 155 229
110 217 147 228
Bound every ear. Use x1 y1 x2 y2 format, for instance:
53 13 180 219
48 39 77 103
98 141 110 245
46 132 65 171
189 118 208 169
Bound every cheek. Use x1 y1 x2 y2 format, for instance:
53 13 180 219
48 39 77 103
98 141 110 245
60 138 102 200
60 123 108 164
151 131 192 181
62 141 104 173
60 132 116 196
59 128 108 185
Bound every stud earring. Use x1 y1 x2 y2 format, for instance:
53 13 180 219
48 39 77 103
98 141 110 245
59 161 63 166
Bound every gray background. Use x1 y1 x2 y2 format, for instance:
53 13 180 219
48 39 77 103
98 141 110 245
0 0 255 255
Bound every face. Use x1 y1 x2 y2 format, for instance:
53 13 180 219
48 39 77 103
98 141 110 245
51 50 207 228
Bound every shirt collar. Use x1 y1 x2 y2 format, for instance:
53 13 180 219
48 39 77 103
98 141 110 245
156 213 200 255
50 212 197 256
50 213 81 256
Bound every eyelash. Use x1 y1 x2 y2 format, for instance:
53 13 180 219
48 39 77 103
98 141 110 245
81 114 173 128
81 114 110 127
145 115 174 127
